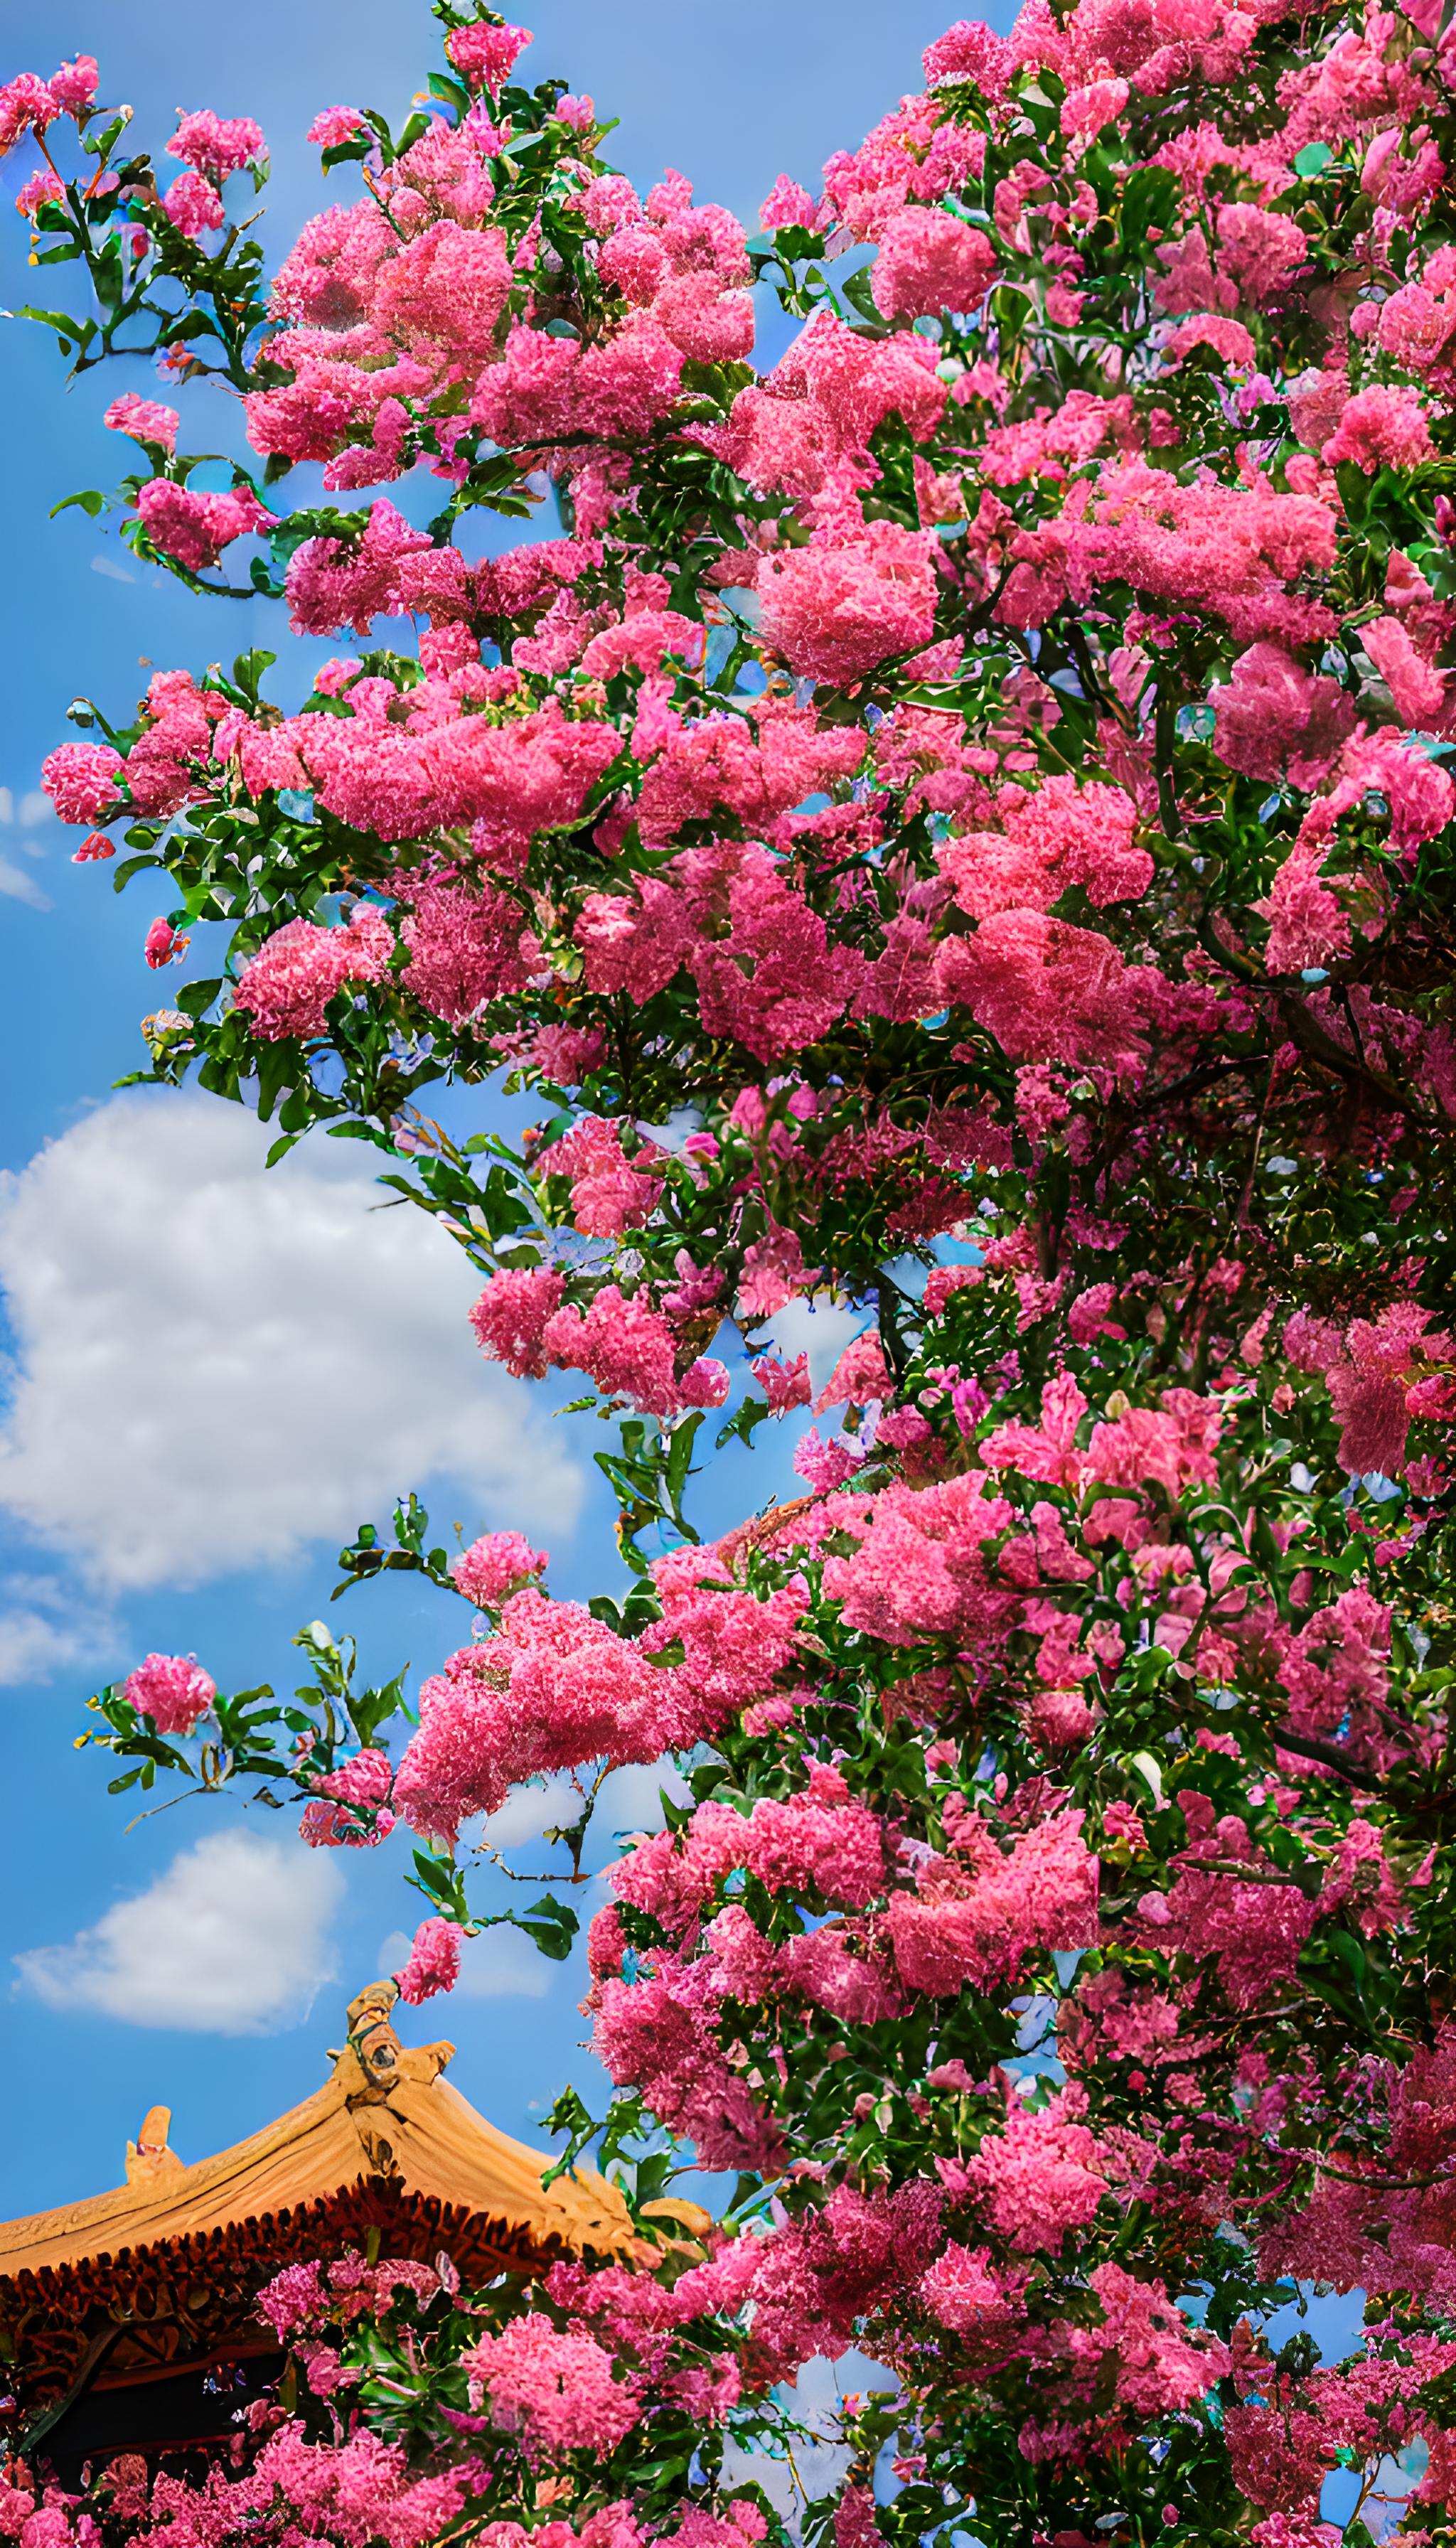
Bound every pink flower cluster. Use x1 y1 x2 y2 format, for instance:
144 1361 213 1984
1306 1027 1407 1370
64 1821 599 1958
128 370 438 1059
121 1652 217 1736
454 1531 547 1608
232 904 394 1040
395 1914 463 2003
0 57 97 154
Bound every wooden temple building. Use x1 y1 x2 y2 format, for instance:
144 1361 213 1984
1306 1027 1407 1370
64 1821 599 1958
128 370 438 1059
0 1979 635 2487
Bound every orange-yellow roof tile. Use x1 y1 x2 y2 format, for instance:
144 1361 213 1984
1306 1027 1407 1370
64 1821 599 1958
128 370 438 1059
0 1979 633 2293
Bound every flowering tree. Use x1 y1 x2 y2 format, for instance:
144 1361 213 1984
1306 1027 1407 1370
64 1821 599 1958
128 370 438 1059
6 1 1456 2544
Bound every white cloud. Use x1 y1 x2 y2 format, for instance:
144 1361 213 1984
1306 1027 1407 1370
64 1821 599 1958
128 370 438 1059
17 1828 343 2033
0 1573 116 1688
469 1760 691 1860
0 856 50 911
378 1922 553 2000
764 1297 865 1392
595 1758 692 1838
0 1092 582 1592
479 1777 584 1852
90 552 136 584
0 794 50 902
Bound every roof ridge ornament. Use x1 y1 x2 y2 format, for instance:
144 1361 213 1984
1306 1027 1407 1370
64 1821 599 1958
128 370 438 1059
124 2104 184 2187
328 1976 455 2109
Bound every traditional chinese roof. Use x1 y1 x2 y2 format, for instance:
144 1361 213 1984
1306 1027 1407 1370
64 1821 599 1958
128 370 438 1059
0 1980 634 2414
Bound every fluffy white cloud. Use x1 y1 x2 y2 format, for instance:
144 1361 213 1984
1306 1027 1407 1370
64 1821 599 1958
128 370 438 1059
471 1760 690 1856
16 1828 344 2033
0 1092 582 1595
478 1777 584 1852
594 1758 692 1838
0 1574 115 1686
0 856 50 914
764 1296 865 1393
0 785 52 910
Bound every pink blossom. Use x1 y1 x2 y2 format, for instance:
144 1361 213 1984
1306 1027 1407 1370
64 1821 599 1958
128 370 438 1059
445 22 533 91
1323 385 1436 473
938 910 1151 1082
301 1797 397 1850
255 2258 328 2340
967 2090 1110 2249
817 1330 894 1411
1361 614 1447 727
937 773 1151 916
422 702 621 853
394 1591 700 1840
104 391 180 451
751 1352 813 1412
1086 1388 1223 1497
537 1115 663 1239
136 477 274 573
400 877 539 1025
469 1268 567 1379
14 171 63 219
395 1915 462 2004
1258 840 1351 974
460 2312 640 2453
680 1355 731 1406
1211 643 1355 788
760 174 820 230
48 56 99 117
310 1747 395 1811
370 220 515 370
871 206 997 318
1302 1302 1451 1477
758 520 941 683
0 73 60 154
454 1531 547 1608
1165 312 1257 369
923 21 1013 92
41 740 124 825
161 171 225 237
1076 2262 1232 2412
592 1954 786 2174
471 318 686 454
122 1652 216 1735
144 916 188 968
1061 75 1131 138
691 847 865 1060
886 1809 1099 1992
920 2240 1027 2342
284 499 434 632
233 904 393 1040
540 1283 682 1414
308 105 368 148
168 107 267 181
737 1222 819 1320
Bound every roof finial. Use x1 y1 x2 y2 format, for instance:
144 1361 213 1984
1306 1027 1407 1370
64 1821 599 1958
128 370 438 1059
329 1977 455 2107
125 2104 183 2185
346 1976 400 2036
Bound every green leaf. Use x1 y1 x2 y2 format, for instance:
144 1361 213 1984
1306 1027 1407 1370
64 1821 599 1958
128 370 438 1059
428 71 471 112
1119 164 1180 256
841 264 882 321
50 488 107 520
515 1895 582 1961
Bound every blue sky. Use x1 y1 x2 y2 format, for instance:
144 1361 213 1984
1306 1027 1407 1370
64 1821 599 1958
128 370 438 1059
0 0 980 2223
